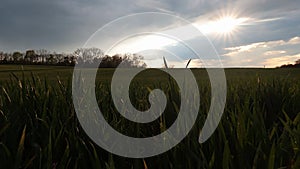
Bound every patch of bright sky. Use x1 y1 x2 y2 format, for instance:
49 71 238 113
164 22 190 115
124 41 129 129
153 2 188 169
106 16 252 67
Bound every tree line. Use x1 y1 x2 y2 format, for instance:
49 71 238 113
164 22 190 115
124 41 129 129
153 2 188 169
279 59 300 68
0 48 147 68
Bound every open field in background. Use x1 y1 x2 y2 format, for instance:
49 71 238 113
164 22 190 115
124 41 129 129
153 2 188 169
0 65 300 169
1 64 300 82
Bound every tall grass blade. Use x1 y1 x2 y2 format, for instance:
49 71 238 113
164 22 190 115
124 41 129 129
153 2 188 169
15 125 26 169
185 59 192 68
222 141 231 169
163 56 168 68
268 141 276 169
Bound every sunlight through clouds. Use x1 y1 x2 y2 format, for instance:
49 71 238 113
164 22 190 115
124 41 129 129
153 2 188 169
224 37 300 58
223 36 300 67
264 50 286 56
107 35 177 55
263 53 300 67
195 17 249 35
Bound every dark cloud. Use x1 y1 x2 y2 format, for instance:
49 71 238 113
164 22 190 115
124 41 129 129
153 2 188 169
0 0 77 51
0 0 143 52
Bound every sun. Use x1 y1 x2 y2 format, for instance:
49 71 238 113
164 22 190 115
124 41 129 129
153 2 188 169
197 16 248 36
214 17 243 34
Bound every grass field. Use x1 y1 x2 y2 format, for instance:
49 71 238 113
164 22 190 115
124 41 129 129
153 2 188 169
0 65 300 169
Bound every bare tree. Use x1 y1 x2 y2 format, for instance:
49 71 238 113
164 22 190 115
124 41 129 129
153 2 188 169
122 53 147 68
0 51 4 62
36 49 50 63
46 53 58 64
74 48 104 64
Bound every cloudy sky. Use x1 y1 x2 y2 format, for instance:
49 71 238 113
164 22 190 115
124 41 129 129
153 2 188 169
0 0 299 67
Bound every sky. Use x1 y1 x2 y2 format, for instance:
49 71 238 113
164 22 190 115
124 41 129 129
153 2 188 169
0 0 300 67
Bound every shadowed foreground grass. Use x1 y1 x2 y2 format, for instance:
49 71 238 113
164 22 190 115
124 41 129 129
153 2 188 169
0 65 299 169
